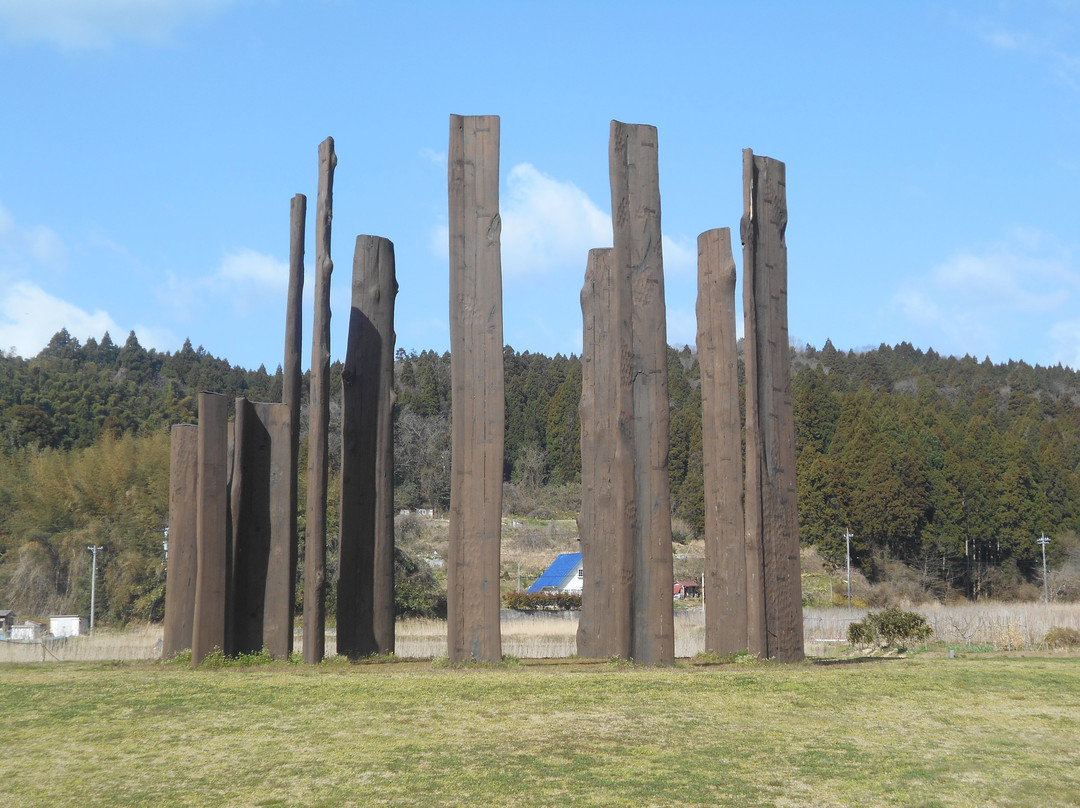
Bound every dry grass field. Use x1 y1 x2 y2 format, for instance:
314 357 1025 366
4 601 1079 663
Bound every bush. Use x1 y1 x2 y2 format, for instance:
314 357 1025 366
394 546 446 618
1044 626 1080 649
502 591 581 611
848 607 933 650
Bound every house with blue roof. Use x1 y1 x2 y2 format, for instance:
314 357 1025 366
526 552 583 594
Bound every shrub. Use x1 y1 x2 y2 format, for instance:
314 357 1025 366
502 591 581 611
848 607 933 650
1044 626 1080 649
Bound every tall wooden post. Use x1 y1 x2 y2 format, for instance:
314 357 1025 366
576 247 631 659
339 235 397 657
231 398 293 658
192 392 228 666
163 424 198 658
741 149 803 662
447 114 504 663
284 192 305 649
304 137 336 664
609 120 674 665
697 228 747 655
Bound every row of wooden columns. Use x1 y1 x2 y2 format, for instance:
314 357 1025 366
163 117 802 666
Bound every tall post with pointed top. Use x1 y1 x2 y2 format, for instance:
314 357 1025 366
741 149 803 662
697 228 747 655
304 137 336 664
447 114 504 663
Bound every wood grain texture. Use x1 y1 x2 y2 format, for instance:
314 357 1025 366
610 120 674 665
163 424 198 659
697 228 748 655
284 192 305 651
741 149 803 662
339 235 397 657
192 392 228 666
576 247 630 659
304 137 336 664
447 114 504 663
231 399 293 659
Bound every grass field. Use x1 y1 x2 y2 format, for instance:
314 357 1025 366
1 653 1078 807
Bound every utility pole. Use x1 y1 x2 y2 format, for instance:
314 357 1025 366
1038 533 1051 604
87 545 103 633
844 528 853 611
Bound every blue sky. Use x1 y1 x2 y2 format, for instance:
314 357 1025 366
1 1 1078 372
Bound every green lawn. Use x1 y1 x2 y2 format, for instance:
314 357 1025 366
1 654 1078 807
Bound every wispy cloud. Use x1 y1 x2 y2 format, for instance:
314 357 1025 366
419 147 446 166
218 247 288 293
0 202 68 272
0 0 235 51
967 11 1080 90
894 230 1080 364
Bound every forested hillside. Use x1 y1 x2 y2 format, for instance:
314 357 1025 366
2 330 1080 623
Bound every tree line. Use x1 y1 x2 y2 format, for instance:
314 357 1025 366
2 330 1080 623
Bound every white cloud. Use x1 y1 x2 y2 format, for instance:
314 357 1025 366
967 13 1080 91
500 163 610 277
420 148 446 166
661 234 696 277
0 202 68 272
218 247 288 293
894 232 1080 363
0 0 234 51
0 281 118 358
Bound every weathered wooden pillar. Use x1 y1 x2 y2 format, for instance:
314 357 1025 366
609 120 674 665
284 192 305 649
231 399 292 658
192 392 228 666
576 247 631 659
697 228 747 655
338 235 397 658
741 149 803 662
304 137 336 664
447 114 503 663
163 424 198 658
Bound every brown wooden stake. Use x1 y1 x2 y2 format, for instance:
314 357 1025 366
576 246 630 659
303 137 336 664
741 149 803 662
284 192 305 648
576 249 602 658
339 235 397 657
447 114 504 663
609 120 674 665
697 228 748 655
163 424 198 659
192 392 228 666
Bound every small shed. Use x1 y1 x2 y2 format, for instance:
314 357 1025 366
0 610 14 634
674 580 701 599
49 615 89 637
9 620 46 642
527 553 583 595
